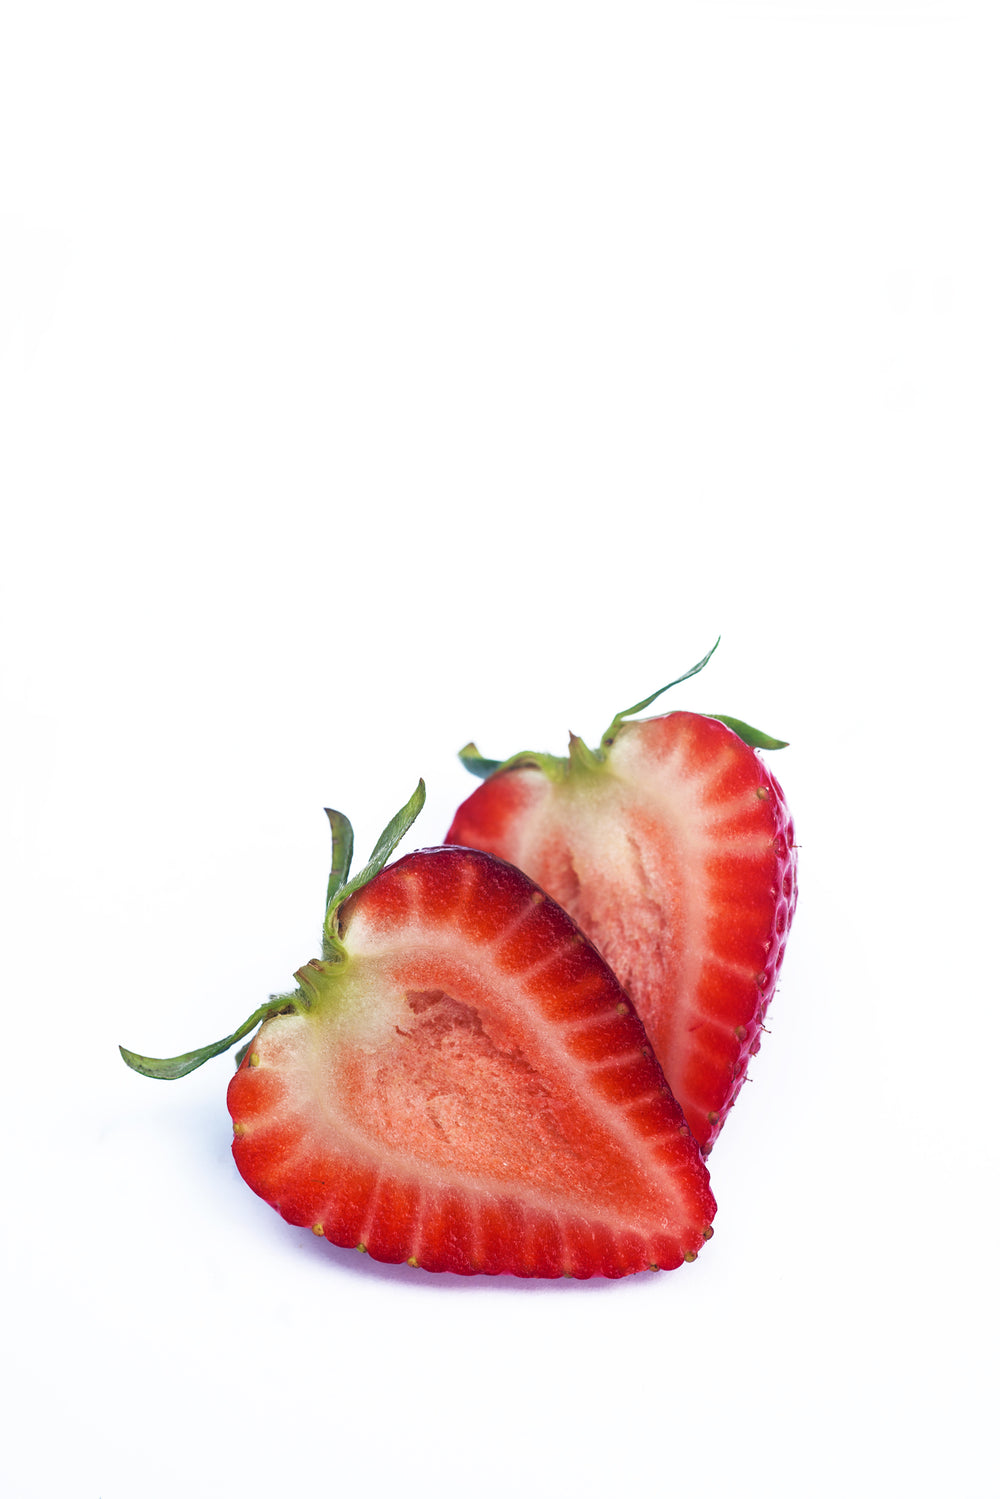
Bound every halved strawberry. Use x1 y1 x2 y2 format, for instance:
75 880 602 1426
446 643 798 1153
121 783 715 1277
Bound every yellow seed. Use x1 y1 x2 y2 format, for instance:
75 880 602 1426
649 1263 660 1272
702 1226 715 1240
707 1110 719 1125
406 1256 419 1268
312 1223 324 1236
684 1250 697 1263
249 1053 260 1067
756 785 770 799
616 1002 629 1016
232 1122 245 1136
531 890 545 904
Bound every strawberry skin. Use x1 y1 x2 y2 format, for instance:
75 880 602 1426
446 710 797 1153
227 846 716 1277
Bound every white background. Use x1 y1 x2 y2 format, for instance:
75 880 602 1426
2 3 997 1496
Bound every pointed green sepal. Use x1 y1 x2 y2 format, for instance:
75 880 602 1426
119 994 299 1080
599 638 721 753
567 732 603 774
457 742 569 785
458 742 505 780
337 779 426 905
323 780 426 957
707 714 789 750
324 808 355 908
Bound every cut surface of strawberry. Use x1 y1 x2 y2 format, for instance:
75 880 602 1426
446 645 798 1153
121 783 715 1277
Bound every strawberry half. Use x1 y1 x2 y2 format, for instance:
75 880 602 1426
446 643 798 1153
121 783 715 1277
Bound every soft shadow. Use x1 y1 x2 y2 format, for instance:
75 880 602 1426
286 1219 663 1296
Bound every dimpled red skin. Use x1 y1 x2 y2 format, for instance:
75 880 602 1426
227 846 715 1277
446 712 798 1153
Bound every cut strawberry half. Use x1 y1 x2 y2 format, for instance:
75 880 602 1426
121 783 715 1277
446 642 798 1153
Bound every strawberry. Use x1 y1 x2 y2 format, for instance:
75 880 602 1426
121 782 716 1277
446 643 797 1153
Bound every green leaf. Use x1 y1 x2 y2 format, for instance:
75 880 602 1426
458 742 504 780
599 638 721 752
324 808 355 908
119 995 297 1080
342 779 426 900
567 732 603 775
707 714 789 750
323 781 426 956
122 789 427 1080
457 743 569 785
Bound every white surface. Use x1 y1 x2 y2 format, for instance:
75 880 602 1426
2 5 996 1497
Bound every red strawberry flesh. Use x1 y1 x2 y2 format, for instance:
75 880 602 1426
446 711 797 1152
228 846 716 1276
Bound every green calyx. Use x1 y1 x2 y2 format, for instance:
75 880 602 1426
119 996 300 1080
320 779 426 961
597 638 722 754
457 743 567 782
119 781 427 1081
702 715 788 751
457 639 789 783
